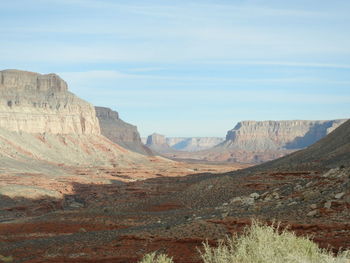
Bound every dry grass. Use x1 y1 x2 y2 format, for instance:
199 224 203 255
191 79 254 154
138 251 174 263
199 220 350 263
139 220 350 263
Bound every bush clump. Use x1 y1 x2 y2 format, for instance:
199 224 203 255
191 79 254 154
139 251 174 263
139 220 350 263
199 220 350 263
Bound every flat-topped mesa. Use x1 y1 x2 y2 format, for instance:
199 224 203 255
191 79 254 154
224 120 347 151
146 133 174 154
147 133 167 146
95 106 119 120
0 69 68 92
0 69 100 134
166 137 224 152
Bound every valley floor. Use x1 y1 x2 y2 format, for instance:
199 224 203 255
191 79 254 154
0 164 349 262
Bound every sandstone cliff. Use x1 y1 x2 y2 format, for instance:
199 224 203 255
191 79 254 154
95 107 152 155
222 120 347 151
0 69 100 134
161 119 348 164
146 133 175 154
0 69 158 168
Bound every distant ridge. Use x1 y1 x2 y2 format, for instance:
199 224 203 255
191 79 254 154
254 119 350 171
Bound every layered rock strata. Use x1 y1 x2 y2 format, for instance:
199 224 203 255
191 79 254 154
166 137 224 152
144 134 224 153
0 69 100 134
0 69 155 168
222 120 346 151
146 133 175 154
160 120 347 163
95 107 152 155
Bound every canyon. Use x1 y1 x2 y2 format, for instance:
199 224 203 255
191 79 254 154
144 134 224 152
0 69 349 262
159 119 347 163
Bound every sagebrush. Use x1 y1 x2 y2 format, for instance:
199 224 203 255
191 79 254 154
140 220 350 263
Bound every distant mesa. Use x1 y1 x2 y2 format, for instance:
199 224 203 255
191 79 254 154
206 119 347 163
249 118 350 171
145 133 175 154
222 120 346 151
144 133 224 154
153 119 347 164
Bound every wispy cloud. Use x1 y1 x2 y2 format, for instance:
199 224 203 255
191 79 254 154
1 0 349 136
201 60 350 70
59 70 350 86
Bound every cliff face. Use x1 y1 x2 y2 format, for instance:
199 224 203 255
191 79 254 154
162 119 348 164
146 133 174 154
95 107 152 155
222 120 347 151
251 119 350 171
0 69 100 134
0 69 157 168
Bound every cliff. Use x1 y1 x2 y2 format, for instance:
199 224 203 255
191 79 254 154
146 133 175 154
95 107 152 155
222 120 347 151
0 69 100 134
162 119 348 164
0 69 155 168
252 119 350 171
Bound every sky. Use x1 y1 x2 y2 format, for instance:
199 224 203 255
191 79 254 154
1 0 350 137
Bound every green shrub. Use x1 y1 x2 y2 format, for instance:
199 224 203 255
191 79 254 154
139 251 174 263
199 220 350 263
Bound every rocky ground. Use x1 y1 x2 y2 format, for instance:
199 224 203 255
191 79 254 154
0 165 349 263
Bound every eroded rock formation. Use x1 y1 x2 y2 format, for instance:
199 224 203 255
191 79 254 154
0 69 160 169
160 120 348 163
146 133 174 153
222 120 347 151
145 134 224 154
0 69 100 134
166 137 224 152
95 107 152 155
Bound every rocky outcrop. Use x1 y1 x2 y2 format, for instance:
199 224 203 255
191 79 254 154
166 137 224 152
162 119 348 164
255 119 350 170
95 107 152 155
221 120 347 151
0 69 160 168
0 69 100 134
146 133 174 154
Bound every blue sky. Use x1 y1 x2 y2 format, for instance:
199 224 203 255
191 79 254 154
1 0 349 137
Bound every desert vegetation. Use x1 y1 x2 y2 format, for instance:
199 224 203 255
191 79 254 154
140 221 350 263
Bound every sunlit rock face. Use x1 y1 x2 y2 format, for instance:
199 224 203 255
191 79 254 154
222 120 347 151
0 69 100 134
